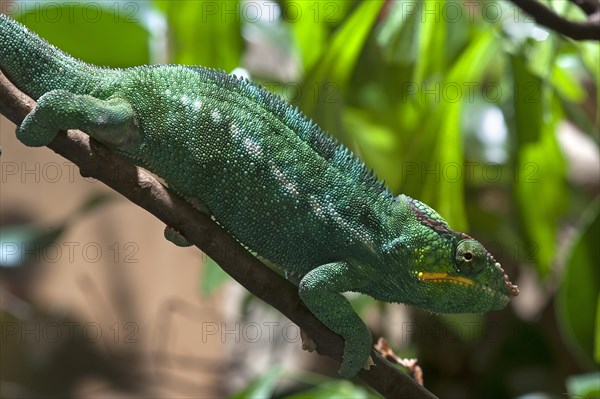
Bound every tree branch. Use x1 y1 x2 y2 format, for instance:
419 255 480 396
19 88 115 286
508 0 600 41
0 71 438 399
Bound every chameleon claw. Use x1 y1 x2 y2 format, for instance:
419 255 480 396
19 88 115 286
363 355 375 370
300 329 317 352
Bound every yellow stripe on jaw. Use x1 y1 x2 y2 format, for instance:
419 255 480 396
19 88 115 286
417 272 474 286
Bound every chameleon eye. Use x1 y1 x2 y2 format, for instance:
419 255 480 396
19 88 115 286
455 240 485 276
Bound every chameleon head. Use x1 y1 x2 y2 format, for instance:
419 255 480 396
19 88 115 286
413 237 519 313
381 196 519 313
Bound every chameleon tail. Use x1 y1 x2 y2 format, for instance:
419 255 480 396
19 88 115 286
0 13 110 100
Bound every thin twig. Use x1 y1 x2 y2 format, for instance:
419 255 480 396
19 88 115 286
508 0 600 41
0 71 438 399
568 0 600 16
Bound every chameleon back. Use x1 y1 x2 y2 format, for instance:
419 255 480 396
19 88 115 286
113 65 396 275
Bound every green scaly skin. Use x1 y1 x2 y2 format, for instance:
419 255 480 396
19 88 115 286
0 14 519 378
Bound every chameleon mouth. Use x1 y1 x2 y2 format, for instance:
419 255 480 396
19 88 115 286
417 269 519 300
417 272 474 286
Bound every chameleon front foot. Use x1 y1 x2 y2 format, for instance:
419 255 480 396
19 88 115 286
337 330 373 378
300 329 373 375
298 261 374 378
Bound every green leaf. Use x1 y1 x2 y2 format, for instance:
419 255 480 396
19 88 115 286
285 380 370 399
156 0 243 70
515 92 567 276
200 254 230 296
434 102 466 230
298 0 383 109
343 107 398 183
566 372 600 399
14 1 154 67
595 294 600 364
575 41 600 88
286 0 352 72
75 193 115 216
422 29 499 231
294 0 383 143
414 0 447 85
229 366 282 399
551 60 586 103
289 14 327 72
557 201 600 367
510 53 544 147
312 0 383 85
573 41 600 124
376 0 420 65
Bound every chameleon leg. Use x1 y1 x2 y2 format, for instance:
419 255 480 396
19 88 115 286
17 89 135 147
298 262 374 378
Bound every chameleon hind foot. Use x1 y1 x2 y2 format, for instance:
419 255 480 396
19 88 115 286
300 329 317 352
363 355 375 370
17 90 135 148
164 226 192 247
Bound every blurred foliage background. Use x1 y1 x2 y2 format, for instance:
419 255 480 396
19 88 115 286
4 0 599 397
